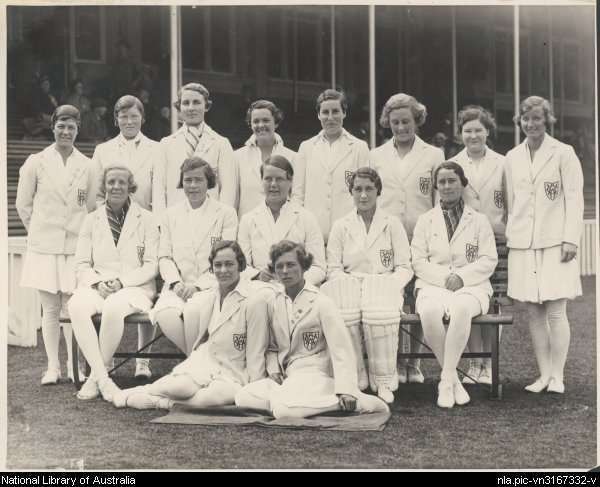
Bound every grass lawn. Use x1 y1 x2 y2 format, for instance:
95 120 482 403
6 277 596 470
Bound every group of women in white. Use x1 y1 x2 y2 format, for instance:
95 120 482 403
16 80 584 415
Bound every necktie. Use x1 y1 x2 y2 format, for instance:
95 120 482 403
185 126 201 157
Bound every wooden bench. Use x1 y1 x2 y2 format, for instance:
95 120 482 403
398 236 513 400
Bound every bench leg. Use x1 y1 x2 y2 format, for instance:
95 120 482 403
491 325 501 400
71 332 83 390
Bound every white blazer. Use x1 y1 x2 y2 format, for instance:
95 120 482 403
505 134 584 249
158 197 238 291
92 132 166 214
265 284 359 397
159 123 237 208
370 136 444 240
189 280 269 385
292 129 370 240
16 144 97 255
451 147 507 237
411 203 497 299
234 133 297 218
326 207 413 286
74 200 159 298
237 201 326 286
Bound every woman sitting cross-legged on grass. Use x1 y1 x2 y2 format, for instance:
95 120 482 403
411 161 497 409
234 241 389 419
112 240 270 410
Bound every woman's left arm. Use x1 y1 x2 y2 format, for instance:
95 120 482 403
560 145 584 248
390 216 414 287
303 213 327 286
15 155 37 230
454 215 498 286
221 205 239 241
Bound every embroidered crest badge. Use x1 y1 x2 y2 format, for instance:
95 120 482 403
494 190 505 209
465 243 478 263
77 189 87 207
232 333 246 352
419 177 431 195
137 246 145 266
344 170 354 188
544 181 560 201
303 331 320 351
380 249 394 268
211 236 222 247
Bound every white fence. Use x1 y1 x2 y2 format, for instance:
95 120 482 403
579 219 597 276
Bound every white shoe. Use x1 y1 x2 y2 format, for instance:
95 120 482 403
478 365 492 385
377 385 395 404
397 366 408 384
462 361 481 384
453 380 471 406
77 377 99 400
98 377 121 403
437 380 455 408
41 368 61 386
126 392 163 410
547 378 565 394
113 385 149 408
407 365 425 384
524 377 550 393
134 360 152 380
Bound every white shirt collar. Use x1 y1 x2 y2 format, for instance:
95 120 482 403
117 131 143 146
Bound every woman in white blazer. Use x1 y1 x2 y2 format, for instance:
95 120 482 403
370 93 445 383
151 157 238 355
325 167 413 403
235 241 389 418
112 241 269 410
238 155 326 286
234 100 297 218
505 96 584 394
92 94 166 379
67 164 159 402
291 89 370 241
16 105 97 385
451 105 507 385
159 83 237 208
412 162 497 408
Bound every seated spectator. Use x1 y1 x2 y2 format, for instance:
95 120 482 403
148 106 172 141
80 98 109 144
23 75 59 139
65 79 91 115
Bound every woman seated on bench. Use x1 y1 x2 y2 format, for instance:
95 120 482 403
411 161 497 408
112 240 269 410
151 156 238 356
235 241 389 419
68 164 159 401
324 167 413 404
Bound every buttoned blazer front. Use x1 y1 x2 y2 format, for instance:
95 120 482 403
92 133 166 214
159 123 238 208
291 129 370 240
234 133 297 218
189 280 269 385
16 144 97 254
504 134 584 249
411 204 497 297
451 147 507 237
237 201 326 286
326 207 414 286
265 284 359 396
74 200 159 298
370 136 444 240
158 197 238 291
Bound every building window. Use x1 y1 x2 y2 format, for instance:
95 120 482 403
181 6 235 74
563 42 582 102
267 8 331 83
141 7 166 65
69 6 106 63
495 30 512 94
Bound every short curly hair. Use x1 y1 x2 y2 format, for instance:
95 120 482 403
348 167 382 196
174 82 213 112
457 105 497 133
268 240 313 274
209 240 247 273
177 157 217 189
315 89 348 114
103 164 138 194
513 96 556 126
379 93 427 128
246 99 284 127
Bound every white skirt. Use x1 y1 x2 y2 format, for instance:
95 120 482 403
20 251 76 294
272 370 341 409
507 246 582 303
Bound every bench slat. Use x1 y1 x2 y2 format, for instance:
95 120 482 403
401 313 513 325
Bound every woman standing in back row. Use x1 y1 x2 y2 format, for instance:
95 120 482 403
505 96 584 394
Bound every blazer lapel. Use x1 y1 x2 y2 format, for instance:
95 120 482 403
194 124 217 159
451 205 474 244
40 147 69 203
329 134 354 172
97 206 119 255
365 209 388 250
288 290 316 336
531 135 558 181
254 205 275 243
274 203 299 242
399 136 428 182
212 293 244 335
192 199 219 251
117 201 142 251
126 135 150 177
475 150 500 192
